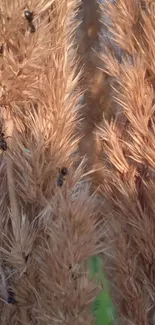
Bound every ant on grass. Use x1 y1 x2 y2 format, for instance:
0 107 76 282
0 128 10 153
57 167 68 187
24 9 36 33
7 289 16 304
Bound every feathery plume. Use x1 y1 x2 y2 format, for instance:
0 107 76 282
98 1 155 324
0 0 103 324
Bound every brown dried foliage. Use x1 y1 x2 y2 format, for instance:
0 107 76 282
96 0 155 324
0 0 103 324
2 0 155 324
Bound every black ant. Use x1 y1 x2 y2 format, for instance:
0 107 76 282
0 129 9 152
7 289 16 304
69 265 77 280
24 9 36 33
57 167 68 187
0 44 3 56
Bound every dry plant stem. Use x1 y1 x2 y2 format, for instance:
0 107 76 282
78 0 104 171
4 117 20 242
